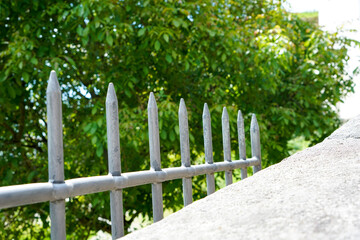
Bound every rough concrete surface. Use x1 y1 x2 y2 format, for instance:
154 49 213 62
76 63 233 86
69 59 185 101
121 116 360 240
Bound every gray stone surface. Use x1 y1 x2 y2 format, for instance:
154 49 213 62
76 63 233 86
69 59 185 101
121 116 360 240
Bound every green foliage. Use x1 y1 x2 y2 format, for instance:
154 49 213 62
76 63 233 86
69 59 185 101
294 11 319 25
0 0 357 238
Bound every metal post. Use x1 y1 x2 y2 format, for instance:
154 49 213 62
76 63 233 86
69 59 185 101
47 70 66 240
148 92 163 222
222 107 232 186
106 83 124 239
202 103 215 195
237 110 247 179
250 114 262 173
179 99 192 206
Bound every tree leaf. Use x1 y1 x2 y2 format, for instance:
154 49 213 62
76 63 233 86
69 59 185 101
155 40 161 51
169 130 175 142
106 34 113 46
30 57 38 65
22 72 30 82
166 54 172 63
185 61 189 71
161 130 167 140
163 34 169 43
96 145 103 157
84 123 92 132
91 136 97 145
221 53 226 62
173 19 181 28
138 28 146 37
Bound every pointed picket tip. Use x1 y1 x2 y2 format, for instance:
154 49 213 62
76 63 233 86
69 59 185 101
237 110 243 122
222 107 229 120
106 83 117 103
179 98 187 115
148 92 157 109
47 70 60 93
203 103 210 118
251 113 259 130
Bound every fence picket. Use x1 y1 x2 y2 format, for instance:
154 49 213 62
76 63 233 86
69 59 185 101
179 99 193 206
202 103 215 195
148 92 163 222
106 83 124 238
237 110 248 179
1 71 264 239
251 114 262 173
47 71 66 240
222 107 232 186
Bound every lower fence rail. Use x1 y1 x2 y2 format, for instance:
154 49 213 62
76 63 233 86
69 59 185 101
0 71 263 239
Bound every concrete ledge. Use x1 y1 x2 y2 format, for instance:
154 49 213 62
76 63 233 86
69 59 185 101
121 116 360 240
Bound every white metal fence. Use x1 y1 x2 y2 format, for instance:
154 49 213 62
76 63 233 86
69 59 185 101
0 71 262 239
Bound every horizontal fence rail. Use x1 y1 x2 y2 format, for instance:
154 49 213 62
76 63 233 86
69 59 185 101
0 71 262 239
0 158 260 209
